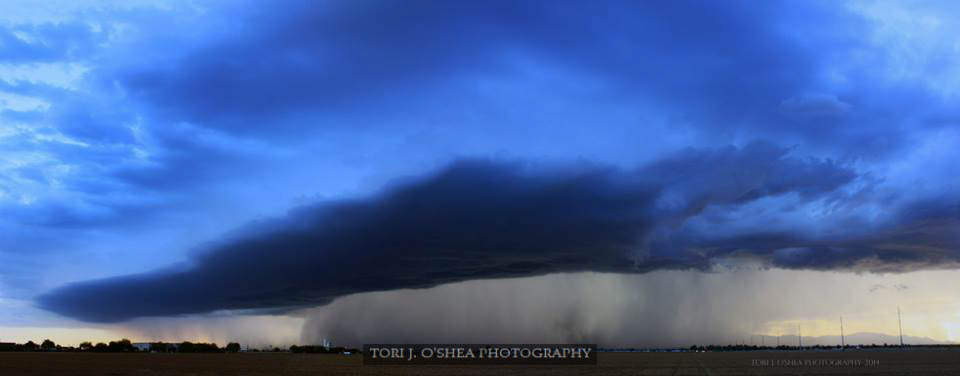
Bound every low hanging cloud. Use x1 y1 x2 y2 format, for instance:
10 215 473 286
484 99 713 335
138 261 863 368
37 142 958 323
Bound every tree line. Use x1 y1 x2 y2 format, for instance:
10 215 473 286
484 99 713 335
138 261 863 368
288 345 358 354
1 339 238 353
0 339 358 354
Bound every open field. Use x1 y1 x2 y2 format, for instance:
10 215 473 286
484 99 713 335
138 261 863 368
2 349 959 375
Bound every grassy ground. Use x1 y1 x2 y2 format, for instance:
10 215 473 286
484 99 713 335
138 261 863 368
2 349 959 375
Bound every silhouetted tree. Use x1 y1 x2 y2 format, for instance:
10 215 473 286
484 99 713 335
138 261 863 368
79 341 92 351
108 339 135 352
41 339 56 350
226 342 241 353
177 341 220 353
23 341 39 351
94 342 108 352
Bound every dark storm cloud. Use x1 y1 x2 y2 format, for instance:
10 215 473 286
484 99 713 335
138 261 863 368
105 0 957 162
8 0 960 334
38 142 909 323
132 0 798 125
8 0 949 237
653 197 960 273
109 2 836 138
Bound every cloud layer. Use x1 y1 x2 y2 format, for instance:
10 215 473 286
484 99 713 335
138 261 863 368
0 0 957 336
38 143 958 322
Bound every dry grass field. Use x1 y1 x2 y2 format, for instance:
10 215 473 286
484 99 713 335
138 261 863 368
2 349 959 375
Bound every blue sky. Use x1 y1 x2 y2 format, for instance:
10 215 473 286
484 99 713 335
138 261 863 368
1 0 958 346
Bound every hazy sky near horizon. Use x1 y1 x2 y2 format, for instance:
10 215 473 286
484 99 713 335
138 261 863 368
1 0 958 346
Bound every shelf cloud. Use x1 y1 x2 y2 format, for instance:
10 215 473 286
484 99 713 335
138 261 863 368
38 142 958 322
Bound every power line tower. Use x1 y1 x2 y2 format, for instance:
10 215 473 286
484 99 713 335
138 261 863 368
798 324 802 349
840 315 845 350
898 306 904 347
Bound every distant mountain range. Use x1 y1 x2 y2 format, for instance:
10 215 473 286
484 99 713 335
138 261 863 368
754 332 955 346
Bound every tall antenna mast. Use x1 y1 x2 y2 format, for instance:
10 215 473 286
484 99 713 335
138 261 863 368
798 324 802 348
840 315 845 350
898 306 904 347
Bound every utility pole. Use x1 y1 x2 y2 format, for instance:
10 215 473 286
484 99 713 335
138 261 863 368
898 306 904 347
798 324 802 349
